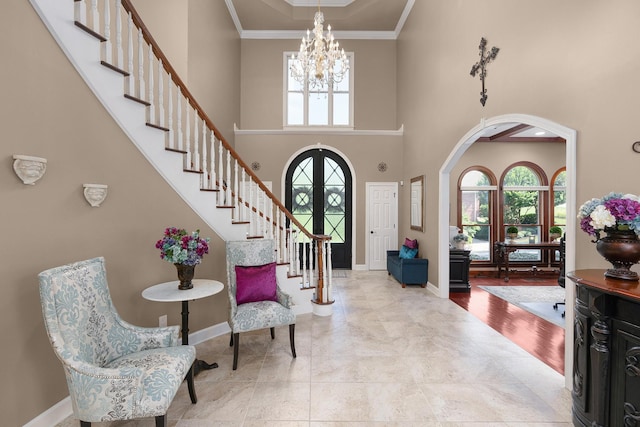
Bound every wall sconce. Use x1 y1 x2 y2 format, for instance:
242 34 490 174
83 184 108 207
13 155 47 185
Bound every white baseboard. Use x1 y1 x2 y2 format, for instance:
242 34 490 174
23 396 72 427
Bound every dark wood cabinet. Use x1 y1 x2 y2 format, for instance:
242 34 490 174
449 249 471 292
567 269 640 427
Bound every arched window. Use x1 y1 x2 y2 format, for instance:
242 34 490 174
457 167 497 262
551 168 566 233
500 162 549 263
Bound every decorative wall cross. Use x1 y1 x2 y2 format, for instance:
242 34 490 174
470 37 499 106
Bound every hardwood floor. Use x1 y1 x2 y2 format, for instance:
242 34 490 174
449 275 565 375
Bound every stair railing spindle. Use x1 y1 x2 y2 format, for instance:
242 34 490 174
137 28 145 100
201 121 208 189
192 110 199 171
126 12 134 95
102 0 112 63
91 0 98 32
115 0 123 68
210 131 217 192
217 139 223 205
167 78 174 148
75 0 87 25
225 149 231 206
147 47 154 123
158 60 164 127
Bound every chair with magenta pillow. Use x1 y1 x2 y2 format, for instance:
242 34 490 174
225 239 296 370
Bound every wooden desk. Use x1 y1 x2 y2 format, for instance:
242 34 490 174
494 241 560 282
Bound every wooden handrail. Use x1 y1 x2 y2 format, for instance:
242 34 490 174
120 0 325 242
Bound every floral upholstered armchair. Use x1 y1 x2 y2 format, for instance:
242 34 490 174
38 257 197 427
226 239 296 370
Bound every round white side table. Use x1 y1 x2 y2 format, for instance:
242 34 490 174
142 279 224 375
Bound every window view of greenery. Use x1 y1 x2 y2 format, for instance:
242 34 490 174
553 170 567 228
460 170 492 261
503 166 543 262
459 165 563 265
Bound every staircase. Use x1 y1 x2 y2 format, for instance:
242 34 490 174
29 0 335 316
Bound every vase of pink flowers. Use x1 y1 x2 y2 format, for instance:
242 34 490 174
578 192 640 281
155 227 210 289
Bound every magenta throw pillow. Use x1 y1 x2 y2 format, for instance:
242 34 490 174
404 238 418 249
235 262 278 305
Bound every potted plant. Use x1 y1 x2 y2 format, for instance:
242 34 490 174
506 226 518 240
155 227 210 289
549 226 563 241
452 233 469 249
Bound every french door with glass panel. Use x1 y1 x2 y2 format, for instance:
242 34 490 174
285 149 352 269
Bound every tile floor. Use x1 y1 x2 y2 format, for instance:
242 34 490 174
57 270 573 426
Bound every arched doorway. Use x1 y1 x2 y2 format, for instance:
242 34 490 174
438 113 576 389
285 148 353 269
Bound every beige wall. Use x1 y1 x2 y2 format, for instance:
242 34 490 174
131 0 241 146
130 0 189 79
398 0 640 284
2 1 238 425
449 142 567 225
10 0 640 424
236 38 400 265
235 134 403 265
239 39 397 130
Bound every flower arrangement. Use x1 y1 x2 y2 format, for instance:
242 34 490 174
452 233 469 242
577 192 640 238
155 227 210 266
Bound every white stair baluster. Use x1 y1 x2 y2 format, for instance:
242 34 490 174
115 0 123 68
240 169 246 222
326 241 333 302
176 88 183 151
137 28 145 100
102 0 111 63
248 176 255 234
91 0 98 32
75 0 87 25
233 160 239 220
147 47 154 123
225 150 231 206
185 107 191 169
201 122 208 189
193 112 199 171
126 12 134 95
167 78 174 148
302 241 308 287
210 131 217 193
217 141 224 205
158 60 164 127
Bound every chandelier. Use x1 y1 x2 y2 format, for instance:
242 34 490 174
290 4 349 90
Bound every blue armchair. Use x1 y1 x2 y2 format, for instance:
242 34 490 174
38 257 197 427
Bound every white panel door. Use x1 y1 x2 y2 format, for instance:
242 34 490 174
367 182 398 270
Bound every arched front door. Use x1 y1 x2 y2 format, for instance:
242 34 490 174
285 148 352 269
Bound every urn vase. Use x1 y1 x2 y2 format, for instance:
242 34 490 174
175 263 195 289
595 229 640 281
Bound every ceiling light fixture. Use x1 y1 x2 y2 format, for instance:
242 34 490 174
290 1 349 90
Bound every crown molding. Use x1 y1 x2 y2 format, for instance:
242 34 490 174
225 0 414 41
234 124 404 136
